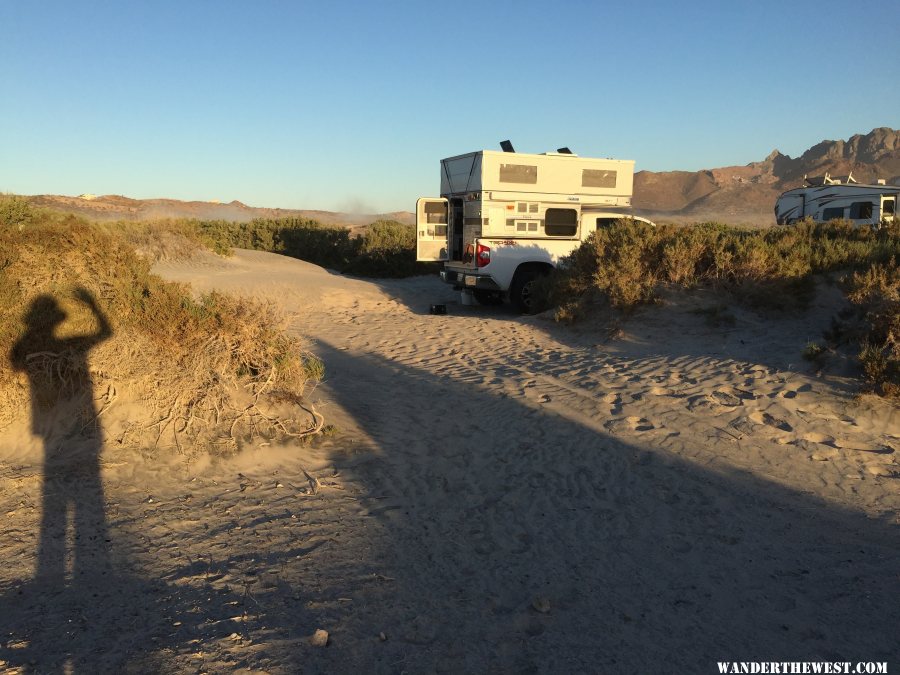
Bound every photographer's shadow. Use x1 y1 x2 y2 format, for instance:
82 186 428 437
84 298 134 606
2 290 168 672
11 289 113 586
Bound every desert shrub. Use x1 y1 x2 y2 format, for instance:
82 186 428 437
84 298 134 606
358 220 415 253
0 212 323 449
344 220 440 278
0 194 35 228
551 219 900 396
96 219 209 260
195 217 436 278
661 226 714 286
552 219 900 314
802 341 827 364
844 259 900 395
197 219 283 255
277 219 358 269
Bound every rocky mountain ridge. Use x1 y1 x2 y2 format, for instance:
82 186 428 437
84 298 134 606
633 127 900 224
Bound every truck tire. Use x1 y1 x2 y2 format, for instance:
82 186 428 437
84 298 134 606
510 266 547 314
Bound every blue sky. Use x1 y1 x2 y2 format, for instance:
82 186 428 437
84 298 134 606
2 0 898 213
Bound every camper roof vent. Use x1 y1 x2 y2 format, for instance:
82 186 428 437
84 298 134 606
804 172 840 186
877 179 887 185
500 140 515 153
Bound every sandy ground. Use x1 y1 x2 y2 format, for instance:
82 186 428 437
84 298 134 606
1 248 899 673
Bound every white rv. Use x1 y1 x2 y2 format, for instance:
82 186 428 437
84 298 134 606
416 144 648 311
775 173 899 226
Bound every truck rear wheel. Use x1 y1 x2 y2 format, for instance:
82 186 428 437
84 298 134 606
510 267 547 314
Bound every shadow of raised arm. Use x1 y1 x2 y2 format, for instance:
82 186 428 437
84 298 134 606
71 286 112 349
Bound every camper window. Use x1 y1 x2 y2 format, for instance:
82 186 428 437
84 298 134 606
823 207 845 221
884 199 896 216
424 201 447 224
582 169 617 188
850 201 874 220
499 164 538 184
545 208 578 236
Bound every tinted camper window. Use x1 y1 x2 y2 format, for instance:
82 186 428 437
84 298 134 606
850 202 873 220
823 207 845 221
499 164 538 184
545 208 578 236
582 169 617 188
424 201 447 223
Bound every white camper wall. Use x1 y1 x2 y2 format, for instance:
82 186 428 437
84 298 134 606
480 151 634 198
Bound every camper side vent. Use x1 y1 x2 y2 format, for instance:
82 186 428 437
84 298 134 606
513 220 540 232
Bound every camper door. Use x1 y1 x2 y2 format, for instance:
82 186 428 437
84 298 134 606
416 198 449 262
883 195 897 224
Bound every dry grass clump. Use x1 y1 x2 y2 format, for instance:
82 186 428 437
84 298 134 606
0 211 323 452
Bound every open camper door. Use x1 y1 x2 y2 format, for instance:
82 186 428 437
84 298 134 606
883 195 897 224
416 197 449 261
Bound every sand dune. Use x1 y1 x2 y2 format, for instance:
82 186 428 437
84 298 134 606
1 249 898 673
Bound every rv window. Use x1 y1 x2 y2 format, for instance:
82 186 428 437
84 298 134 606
583 169 617 188
545 208 578 236
822 207 845 221
424 201 447 224
884 199 896 215
849 201 873 220
499 164 538 184
596 218 617 229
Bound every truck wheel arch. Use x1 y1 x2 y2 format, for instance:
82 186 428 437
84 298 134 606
509 262 554 313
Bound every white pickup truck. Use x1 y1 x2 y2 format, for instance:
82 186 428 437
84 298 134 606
416 145 649 311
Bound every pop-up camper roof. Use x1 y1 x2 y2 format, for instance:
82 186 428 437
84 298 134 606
440 150 634 199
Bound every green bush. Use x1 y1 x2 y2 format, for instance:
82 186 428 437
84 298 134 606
0 194 35 228
845 259 900 395
552 219 900 314
358 220 415 253
550 218 900 397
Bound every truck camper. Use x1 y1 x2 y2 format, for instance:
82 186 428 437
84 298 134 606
775 173 899 226
416 142 649 311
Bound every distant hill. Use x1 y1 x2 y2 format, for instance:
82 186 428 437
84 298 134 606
633 127 900 225
26 193 415 227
